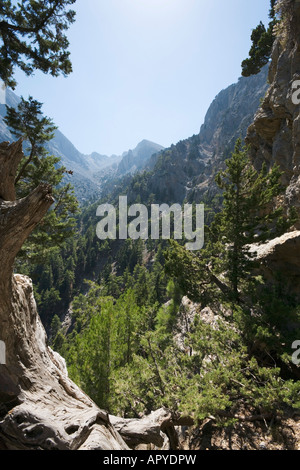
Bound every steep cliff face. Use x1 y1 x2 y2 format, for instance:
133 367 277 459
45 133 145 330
243 0 300 294
146 65 269 204
246 0 300 217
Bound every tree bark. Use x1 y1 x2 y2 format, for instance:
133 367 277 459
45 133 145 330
0 140 24 200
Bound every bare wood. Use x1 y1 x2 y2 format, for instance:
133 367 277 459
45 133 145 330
0 184 54 283
109 409 171 448
0 139 24 200
109 408 181 449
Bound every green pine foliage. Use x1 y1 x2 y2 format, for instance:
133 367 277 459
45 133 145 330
1 0 298 439
56 282 159 410
241 0 278 77
13 109 296 429
213 139 287 300
0 0 76 88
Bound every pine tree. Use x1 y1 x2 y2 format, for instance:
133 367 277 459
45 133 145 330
0 0 76 88
62 285 144 410
213 138 285 300
4 96 79 264
166 139 293 303
4 96 57 187
241 0 277 77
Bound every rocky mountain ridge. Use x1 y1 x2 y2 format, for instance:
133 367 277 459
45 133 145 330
116 139 164 176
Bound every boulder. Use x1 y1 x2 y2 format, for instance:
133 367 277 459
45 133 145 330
249 230 300 295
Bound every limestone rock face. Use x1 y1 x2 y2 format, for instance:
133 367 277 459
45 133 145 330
249 231 300 296
246 0 300 218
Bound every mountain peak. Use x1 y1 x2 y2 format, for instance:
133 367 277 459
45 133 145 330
117 140 164 176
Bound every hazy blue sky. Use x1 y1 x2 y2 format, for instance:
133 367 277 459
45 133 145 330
14 0 271 156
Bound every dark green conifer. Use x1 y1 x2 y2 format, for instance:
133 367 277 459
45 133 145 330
241 0 277 77
0 0 76 88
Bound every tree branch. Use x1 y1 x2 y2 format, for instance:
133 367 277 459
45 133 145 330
206 264 233 297
109 408 178 449
14 147 36 185
0 2 67 35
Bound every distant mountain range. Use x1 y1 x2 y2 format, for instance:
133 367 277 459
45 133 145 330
0 89 164 203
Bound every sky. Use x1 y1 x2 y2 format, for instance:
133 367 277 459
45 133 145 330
13 0 271 157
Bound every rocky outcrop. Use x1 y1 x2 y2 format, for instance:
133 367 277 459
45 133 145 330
249 230 300 296
246 0 300 219
243 0 300 294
